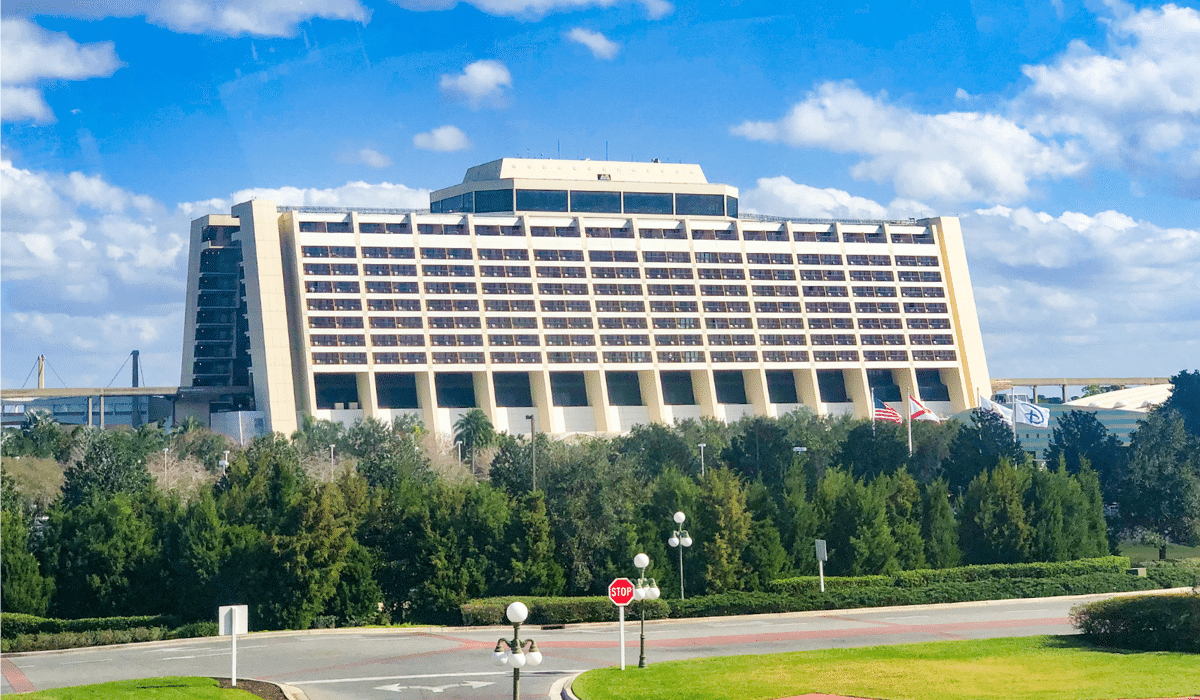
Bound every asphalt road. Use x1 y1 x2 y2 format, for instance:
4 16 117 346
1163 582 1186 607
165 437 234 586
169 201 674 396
0 592 1137 699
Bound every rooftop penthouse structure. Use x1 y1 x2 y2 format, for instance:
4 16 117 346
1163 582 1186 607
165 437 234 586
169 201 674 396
180 158 991 438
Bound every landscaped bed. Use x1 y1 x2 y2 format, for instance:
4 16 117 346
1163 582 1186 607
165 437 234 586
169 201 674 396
20 677 279 700
570 636 1200 700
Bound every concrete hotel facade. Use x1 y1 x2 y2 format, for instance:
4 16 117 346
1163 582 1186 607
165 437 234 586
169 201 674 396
180 158 991 438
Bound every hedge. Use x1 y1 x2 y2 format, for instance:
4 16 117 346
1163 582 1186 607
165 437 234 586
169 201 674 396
768 556 1131 595
0 614 217 653
1071 593 1200 652
462 597 670 626
461 571 1163 625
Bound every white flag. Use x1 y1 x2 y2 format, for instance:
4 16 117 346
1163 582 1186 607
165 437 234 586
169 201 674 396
908 395 941 422
1013 400 1051 428
979 395 1013 424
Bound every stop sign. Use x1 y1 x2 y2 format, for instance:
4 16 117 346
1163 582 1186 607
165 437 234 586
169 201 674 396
608 577 635 606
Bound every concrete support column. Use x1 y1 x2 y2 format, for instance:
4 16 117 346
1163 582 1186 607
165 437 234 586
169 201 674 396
357 372 377 419
941 367 969 413
638 369 665 424
691 369 718 419
844 367 871 419
416 371 439 434
99 394 106 428
743 367 770 417
584 370 612 433
529 369 558 435
87 396 93 427
794 367 822 416
473 371 498 425
893 367 919 409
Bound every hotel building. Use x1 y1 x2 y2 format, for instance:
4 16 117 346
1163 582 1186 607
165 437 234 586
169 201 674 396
180 158 991 438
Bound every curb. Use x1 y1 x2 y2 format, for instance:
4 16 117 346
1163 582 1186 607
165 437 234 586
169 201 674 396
553 672 583 700
275 681 309 700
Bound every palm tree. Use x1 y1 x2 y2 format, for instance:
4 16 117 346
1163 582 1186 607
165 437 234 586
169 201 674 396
453 409 495 477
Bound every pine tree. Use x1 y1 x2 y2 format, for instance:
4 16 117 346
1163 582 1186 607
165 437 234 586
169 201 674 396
883 470 926 570
1075 463 1112 557
697 467 752 593
960 460 1032 565
850 478 899 576
507 491 565 596
1027 464 1070 562
921 478 961 568
814 467 856 576
0 510 54 615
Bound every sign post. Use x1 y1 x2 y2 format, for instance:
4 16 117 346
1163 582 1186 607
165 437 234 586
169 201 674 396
815 539 828 593
608 578 634 670
218 605 249 686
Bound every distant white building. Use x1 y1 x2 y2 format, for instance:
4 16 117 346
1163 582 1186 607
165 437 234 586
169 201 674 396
178 158 992 437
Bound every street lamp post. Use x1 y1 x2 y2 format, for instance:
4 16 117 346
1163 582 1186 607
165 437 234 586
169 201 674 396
329 444 335 477
491 601 543 700
697 442 706 478
455 440 463 463
667 511 693 600
632 553 660 668
525 414 536 492
219 450 230 476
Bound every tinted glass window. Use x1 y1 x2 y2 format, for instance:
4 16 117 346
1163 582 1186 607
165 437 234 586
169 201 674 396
475 189 514 213
571 191 622 213
676 193 724 216
516 189 569 212
623 192 673 215
726 196 738 218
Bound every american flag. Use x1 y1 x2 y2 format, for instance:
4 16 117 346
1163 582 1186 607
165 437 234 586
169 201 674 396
873 397 903 423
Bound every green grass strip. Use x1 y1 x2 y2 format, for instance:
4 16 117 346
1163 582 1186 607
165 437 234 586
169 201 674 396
571 636 1200 700
24 676 261 699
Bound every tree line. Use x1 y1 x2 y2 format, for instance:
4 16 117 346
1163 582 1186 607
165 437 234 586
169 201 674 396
2 370 1197 628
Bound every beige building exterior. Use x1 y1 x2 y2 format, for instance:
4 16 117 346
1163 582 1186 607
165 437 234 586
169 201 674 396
180 158 991 438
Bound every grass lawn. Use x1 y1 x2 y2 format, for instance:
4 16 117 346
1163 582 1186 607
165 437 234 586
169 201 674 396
571 636 1200 700
23 677 260 699
1119 541 1200 564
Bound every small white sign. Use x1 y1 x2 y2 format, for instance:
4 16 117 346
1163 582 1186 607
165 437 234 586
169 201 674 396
815 539 828 562
219 605 248 636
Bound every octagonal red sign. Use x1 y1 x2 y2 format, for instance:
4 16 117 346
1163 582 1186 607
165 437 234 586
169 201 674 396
608 577 635 606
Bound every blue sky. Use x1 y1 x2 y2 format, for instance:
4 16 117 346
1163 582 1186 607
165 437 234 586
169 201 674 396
2 0 1197 390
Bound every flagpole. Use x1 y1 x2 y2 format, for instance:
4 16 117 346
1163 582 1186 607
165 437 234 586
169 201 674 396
870 387 876 436
906 395 913 456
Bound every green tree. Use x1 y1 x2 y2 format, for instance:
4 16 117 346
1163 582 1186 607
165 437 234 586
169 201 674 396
60 428 154 507
1026 463 1077 562
505 491 565 596
724 416 794 489
1122 409 1200 558
813 467 857 576
1075 464 1111 557
838 421 908 481
1045 410 1126 500
882 470 926 570
959 460 1032 565
920 479 961 568
170 490 227 620
942 410 1026 496
1159 370 1200 437
850 478 900 575
453 409 495 476
742 517 790 591
291 413 346 455
617 422 696 479
696 467 752 592
1 509 54 615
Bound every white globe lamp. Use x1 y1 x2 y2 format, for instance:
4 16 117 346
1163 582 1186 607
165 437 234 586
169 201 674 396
506 601 529 624
673 511 686 524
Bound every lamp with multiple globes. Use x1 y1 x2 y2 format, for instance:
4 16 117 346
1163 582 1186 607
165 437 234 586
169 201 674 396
491 601 543 700
668 511 693 600
632 552 660 668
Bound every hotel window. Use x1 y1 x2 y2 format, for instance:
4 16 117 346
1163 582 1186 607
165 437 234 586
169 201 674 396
808 317 854 330
853 286 898 298
860 317 903 329
851 270 894 282
855 302 901 314
304 264 332 276
804 302 851 314
302 246 330 257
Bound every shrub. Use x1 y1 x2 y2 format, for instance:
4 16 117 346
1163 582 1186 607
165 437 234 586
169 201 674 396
1071 593 1200 652
1141 559 1200 589
460 597 670 626
167 621 218 639
769 556 1131 595
1 627 168 653
0 613 183 639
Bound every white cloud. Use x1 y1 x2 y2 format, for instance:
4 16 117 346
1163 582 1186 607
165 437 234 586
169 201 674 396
177 181 431 215
1017 2 1200 192
4 0 369 37
0 18 121 123
389 0 671 19
731 82 1086 205
413 125 472 152
963 205 1200 376
741 176 936 220
350 148 392 168
439 60 512 109
566 28 620 59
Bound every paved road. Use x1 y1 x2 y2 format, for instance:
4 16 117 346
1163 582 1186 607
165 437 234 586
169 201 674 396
0 593 1129 699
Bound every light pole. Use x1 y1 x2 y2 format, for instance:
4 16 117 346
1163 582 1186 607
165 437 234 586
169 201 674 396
491 601 543 700
525 414 536 492
455 440 463 463
697 442 706 478
668 511 693 600
632 552 660 668
329 444 335 477
219 450 230 476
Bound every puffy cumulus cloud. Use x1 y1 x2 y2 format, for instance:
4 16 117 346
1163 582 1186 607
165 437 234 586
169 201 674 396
177 181 431 215
4 0 369 37
1018 2 1200 193
963 206 1200 376
741 176 938 220
346 148 392 168
732 82 1085 205
0 18 121 123
413 125 472 152
439 60 512 109
389 0 671 20
566 27 619 59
